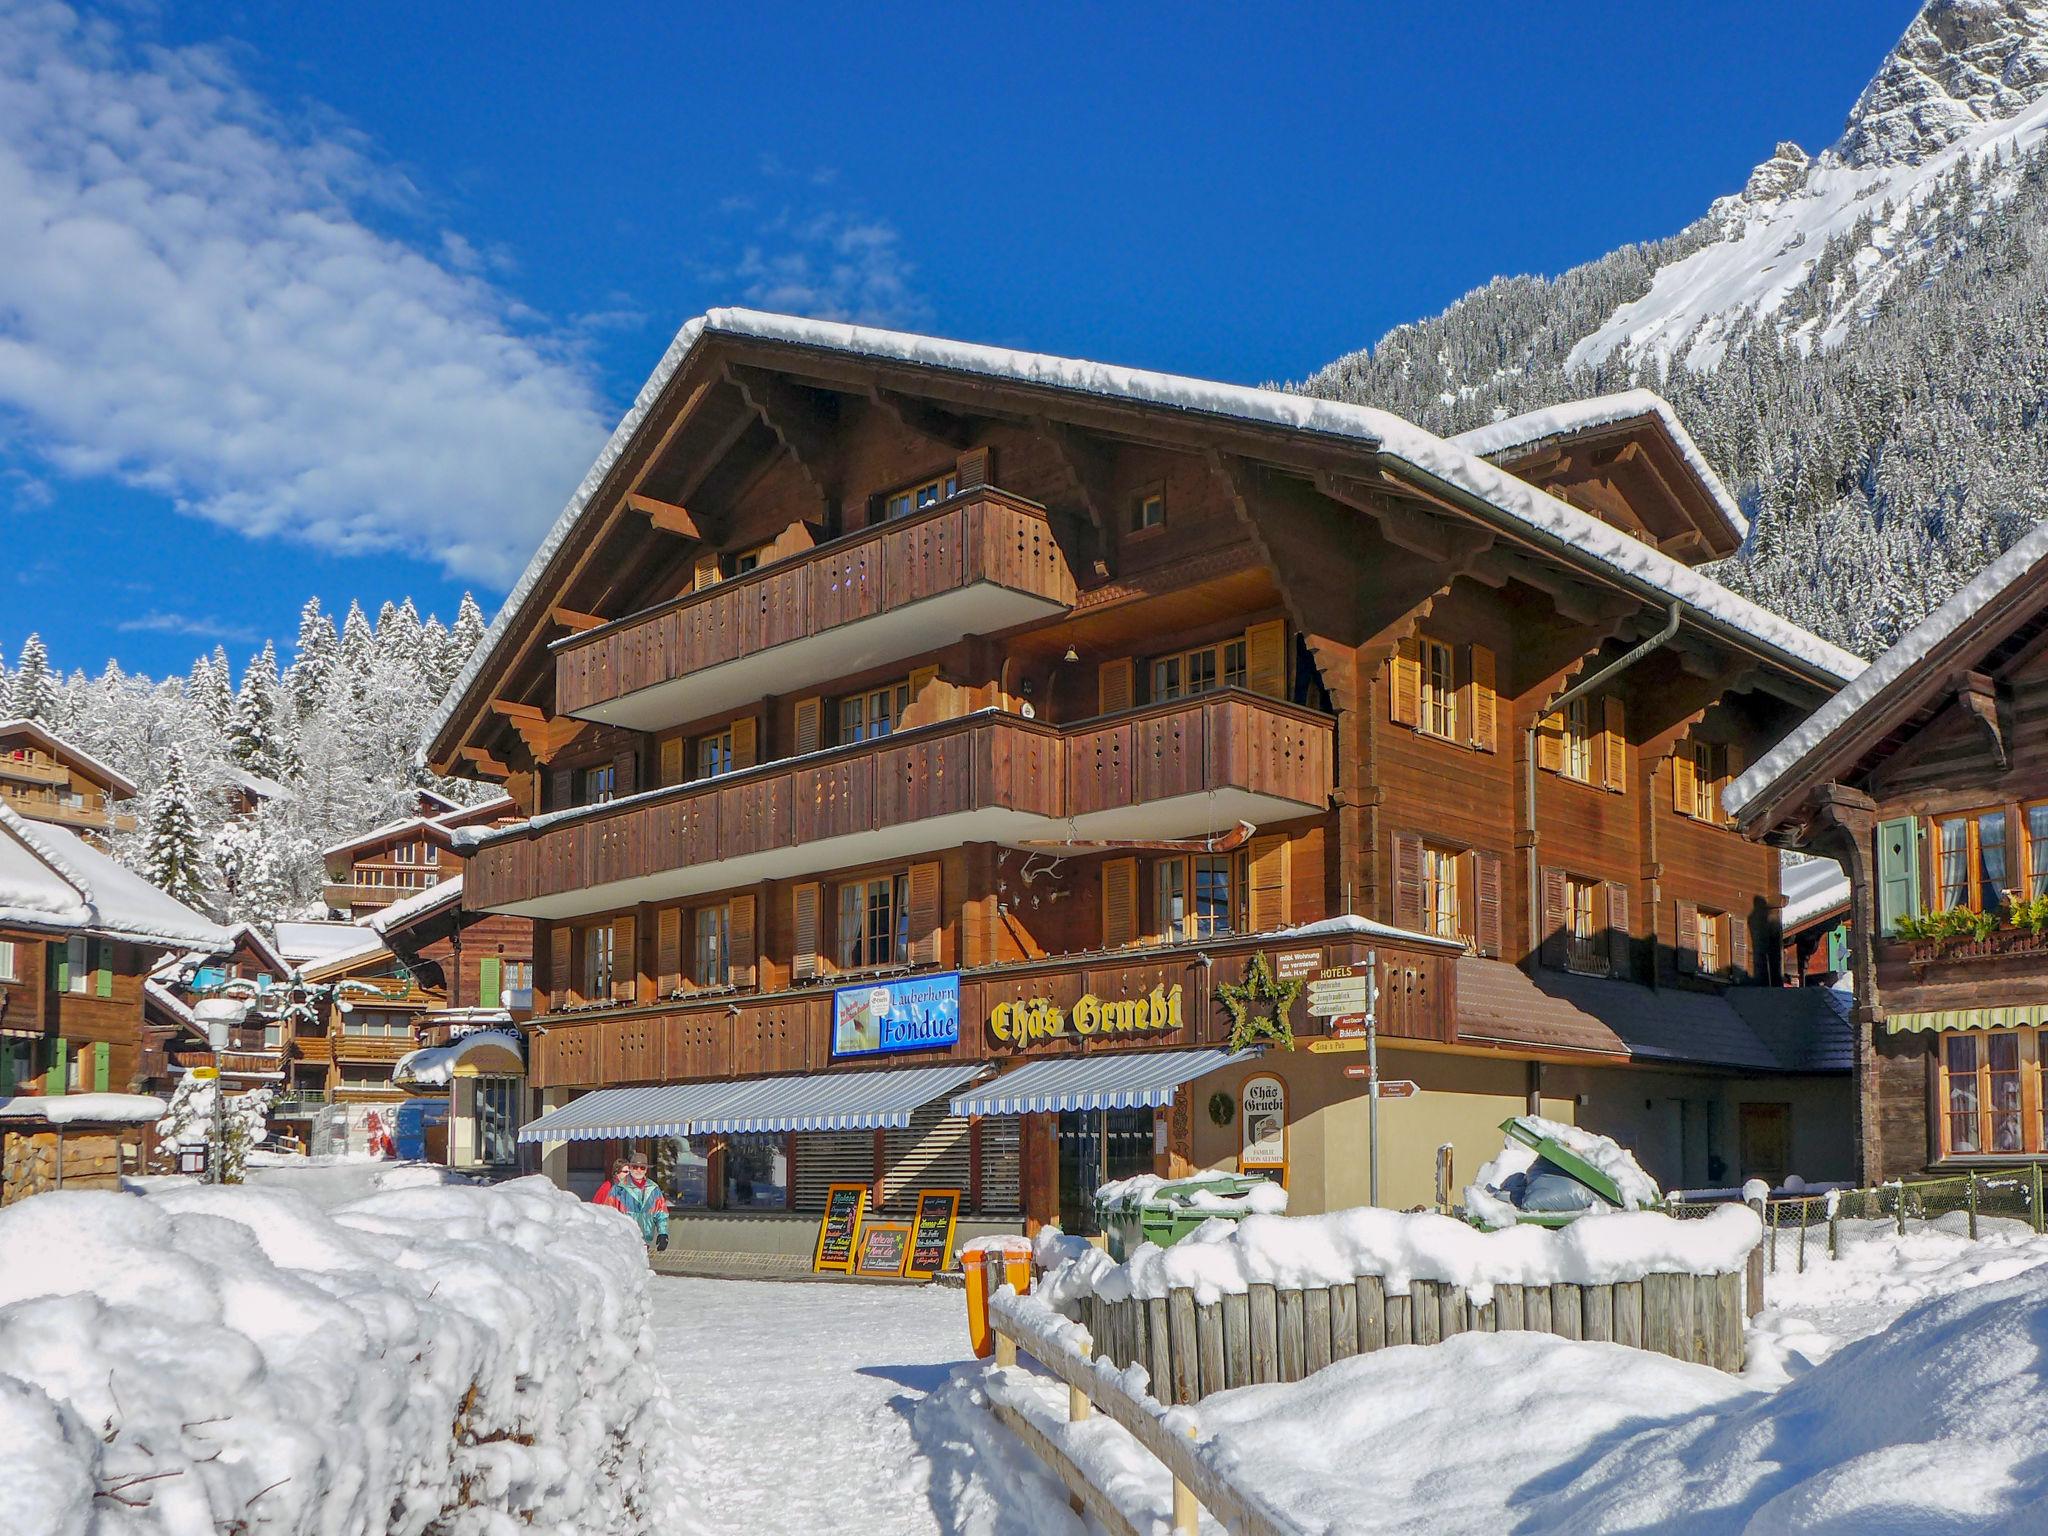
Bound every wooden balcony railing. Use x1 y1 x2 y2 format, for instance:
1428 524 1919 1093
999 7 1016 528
552 488 1078 731
469 690 1334 918
0 755 68 786
331 1036 417 1064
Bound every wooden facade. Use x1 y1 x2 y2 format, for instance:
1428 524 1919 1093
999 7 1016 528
0 720 137 840
1735 530 2048 1180
426 314 1857 1222
0 928 159 1095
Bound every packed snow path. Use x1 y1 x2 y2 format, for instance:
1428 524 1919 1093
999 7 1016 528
652 1277 971 1534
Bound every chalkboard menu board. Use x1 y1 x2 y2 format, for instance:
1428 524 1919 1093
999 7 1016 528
812 1182 868 1274
904 1188 962 1281
854 1220 913 1277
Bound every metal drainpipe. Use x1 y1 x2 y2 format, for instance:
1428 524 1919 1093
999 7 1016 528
1523 601 1684 961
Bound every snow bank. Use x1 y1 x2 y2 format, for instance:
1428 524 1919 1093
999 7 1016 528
1037 1202 1759 1309
1092 1170 1289 1217
1463 1114 1663 1228
0 1092 164 1126
0 1175 702 1534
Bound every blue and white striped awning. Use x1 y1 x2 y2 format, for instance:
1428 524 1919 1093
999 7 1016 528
692 1062 986 1135
949 1048 1256 1117
517 1081 737 1144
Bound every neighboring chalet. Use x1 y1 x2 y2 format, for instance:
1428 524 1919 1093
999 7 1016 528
143 922 295 1096
0 719 138 844
1780 856 1852 989
0 802 227 1097
422 311 1860 1261
1731 522 2048 1181
320 793 516 919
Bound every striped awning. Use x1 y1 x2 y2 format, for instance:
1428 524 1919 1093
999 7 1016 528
1886 1005 2048 1035
949 1048 1256 1117
517 1081 737 1144
691 1062 986 1135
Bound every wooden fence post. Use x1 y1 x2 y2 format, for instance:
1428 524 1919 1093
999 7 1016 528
1171 1420 1200 1535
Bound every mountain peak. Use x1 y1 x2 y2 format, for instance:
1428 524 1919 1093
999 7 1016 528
1837 0 2048 166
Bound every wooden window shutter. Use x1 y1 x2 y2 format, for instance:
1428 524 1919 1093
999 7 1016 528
1101 857 1138 948
1539 867 1568 967
94 940 113 998
92 1041 110 1093
792 883 822 980
1536 711 1564 774
1604 882 1632 979
1244 620 1287 699
1729 910 1751 982
611 915 637 1002
955 445 993 489
1247 834 1291 932
1719 744 1744 826
657 908 682 994
693 551 722 590
1391 832 1425 932
907 861 942 965
549 926 573 1008
1602 697 1627 793
1467 644 1497 752
1876 816 1924 931
659 736 684 787
550 767 573 811
792 697 823 757
614 748 638 798
1675 900 1699 974
1098 658 1134 715
907 665 940 709
1673 742 1696 816
1474 851 1504 958
730 893 758 987
731 715 758 770
479 956 503 1009
1390 636 1421 727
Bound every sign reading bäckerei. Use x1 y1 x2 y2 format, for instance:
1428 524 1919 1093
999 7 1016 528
831 972 961 1058
989 985 1184 1050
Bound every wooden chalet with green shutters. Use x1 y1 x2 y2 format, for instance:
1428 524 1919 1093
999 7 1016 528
1731 522 2048 1181
424 313 1859 1264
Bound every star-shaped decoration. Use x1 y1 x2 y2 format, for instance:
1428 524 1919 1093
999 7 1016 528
1217 951 1301 1054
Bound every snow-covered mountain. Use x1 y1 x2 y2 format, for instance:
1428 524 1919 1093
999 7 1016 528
1299 0 2048 655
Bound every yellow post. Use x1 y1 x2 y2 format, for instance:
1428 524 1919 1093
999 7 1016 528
995 1330 1017 1368
1170 1420 1200 1533
1069 1329 1092 1422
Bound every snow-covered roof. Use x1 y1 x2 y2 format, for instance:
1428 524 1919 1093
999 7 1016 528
1781 857 1851 932
224 766 293 802
1727 519 2048 822
363 875 463 936
431 792 516 830
0 718 139 797
427 310 1862 760
1448 388 1749 539
272 920 376 965
0 1091 165 1126
320 815 452 862
1269 912 1468 952
0 802 230 951
393 1026 524 1086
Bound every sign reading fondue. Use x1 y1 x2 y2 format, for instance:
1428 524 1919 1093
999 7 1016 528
989 984 1184 1049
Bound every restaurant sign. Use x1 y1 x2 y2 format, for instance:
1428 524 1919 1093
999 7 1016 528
832 973 962 1058
989 984 1184 1051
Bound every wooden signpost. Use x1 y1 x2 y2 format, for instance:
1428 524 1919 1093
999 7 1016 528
904 1188 963 1281
854 1220 914 1278
812 1182 869 1274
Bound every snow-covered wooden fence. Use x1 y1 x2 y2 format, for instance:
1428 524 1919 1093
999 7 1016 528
1066 1268 1747 1404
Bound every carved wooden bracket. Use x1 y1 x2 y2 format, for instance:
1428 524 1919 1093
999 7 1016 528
623 492 704 539
1953 669 2007 769
725 363 839 510
549 607 607 634
458 745 512 780
487 700 588 764
870 386 973 449
1036 416 1115 545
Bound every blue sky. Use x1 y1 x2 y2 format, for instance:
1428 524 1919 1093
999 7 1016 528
1 1 1920 682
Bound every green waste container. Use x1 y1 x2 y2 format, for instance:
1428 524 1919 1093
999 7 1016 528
1479 1116 1637 1228
1096 1174 1275 1261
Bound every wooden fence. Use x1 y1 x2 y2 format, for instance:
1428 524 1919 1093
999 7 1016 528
1064 1268 1748 1404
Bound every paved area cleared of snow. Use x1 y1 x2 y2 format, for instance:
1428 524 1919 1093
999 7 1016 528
653 1277 976 1535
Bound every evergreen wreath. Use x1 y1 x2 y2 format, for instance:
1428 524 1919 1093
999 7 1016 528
1218 952 1301 1054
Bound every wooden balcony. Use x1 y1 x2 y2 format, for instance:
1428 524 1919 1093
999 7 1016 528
0 755 67 787
469 690 1334 920
331 1035 417 1064
552 488 1078 732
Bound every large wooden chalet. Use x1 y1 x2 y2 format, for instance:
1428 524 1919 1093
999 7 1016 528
0 719 138 843
1732 523 2048 1181
319 793 517 919
425 312 1859 1259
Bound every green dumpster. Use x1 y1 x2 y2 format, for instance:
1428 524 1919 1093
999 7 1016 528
1096 1174 1275 1261
1480 1116 1638 1228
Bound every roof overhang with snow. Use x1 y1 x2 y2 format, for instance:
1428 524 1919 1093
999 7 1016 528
0 718 139 799
320 815 459 864
424 310 1861 776
0 802 230 951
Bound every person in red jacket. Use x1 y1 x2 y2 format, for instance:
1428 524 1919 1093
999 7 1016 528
593 1152 670 1255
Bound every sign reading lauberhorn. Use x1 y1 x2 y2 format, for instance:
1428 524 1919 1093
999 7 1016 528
832 973 962 1058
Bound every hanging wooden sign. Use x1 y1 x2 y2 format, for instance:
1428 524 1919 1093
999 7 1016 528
854 1219 915 1278
903 1188 963 1280
812 1182 868 1274
1240 1073 1288 1170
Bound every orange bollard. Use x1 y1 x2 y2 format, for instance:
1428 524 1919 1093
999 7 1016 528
963 1237 1032 1359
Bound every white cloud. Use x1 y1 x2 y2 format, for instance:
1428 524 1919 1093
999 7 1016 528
0 1 612 587
115 609 259 643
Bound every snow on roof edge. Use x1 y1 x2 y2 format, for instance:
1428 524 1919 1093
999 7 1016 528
425 311 1858 763
1726 519 2048 822
0 802 229 951
0 717 139 797
1448 388 1750 540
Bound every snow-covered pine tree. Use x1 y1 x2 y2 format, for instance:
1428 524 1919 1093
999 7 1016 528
9 634 59 723
228 642 283 774
141 746 211 909
186 651 235 735
451 592 487 659
286 596 341 718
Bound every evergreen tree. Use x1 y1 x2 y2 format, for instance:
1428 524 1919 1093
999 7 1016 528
186 653 235 734
286 597 341 717
452 592 487 659
141 747 211 908
229 642 282 773
9 634 58 723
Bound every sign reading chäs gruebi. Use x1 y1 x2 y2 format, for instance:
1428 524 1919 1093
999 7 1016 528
989 984 1183 1049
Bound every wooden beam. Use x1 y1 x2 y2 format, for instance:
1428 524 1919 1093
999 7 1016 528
1035 417 1115 542
458 746 511 780
869 386 973 449
1954 669 2008 769
1323 472 1495 565
549 607 608 634
487 699 586 763
725 363 840 508
623 492 703 539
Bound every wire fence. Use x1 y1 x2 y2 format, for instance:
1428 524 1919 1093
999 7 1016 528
1668 1167 2048 1275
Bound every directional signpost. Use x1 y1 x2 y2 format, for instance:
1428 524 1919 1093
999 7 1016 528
1311 956 1384 1205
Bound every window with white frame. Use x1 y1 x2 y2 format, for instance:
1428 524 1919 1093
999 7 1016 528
837 874 909 970
1421 639 1457 739
885 472 958 521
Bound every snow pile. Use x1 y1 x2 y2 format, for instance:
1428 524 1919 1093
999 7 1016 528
1463 1114 1663 1229
0 1093 164 1126
151 1074 272 1183
0 1175 701 1535
1036 1202 1759 1310
1091 1170 1289 1217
